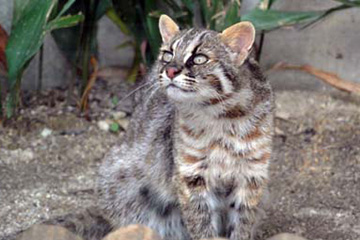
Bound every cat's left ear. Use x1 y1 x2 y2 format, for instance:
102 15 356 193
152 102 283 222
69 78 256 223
220 21 255 64
159 15 180 43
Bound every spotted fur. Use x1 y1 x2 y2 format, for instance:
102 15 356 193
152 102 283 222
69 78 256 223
98 15 274 240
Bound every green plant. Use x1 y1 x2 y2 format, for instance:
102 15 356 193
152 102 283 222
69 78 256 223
51 0 113 102
110 0 359 67
1 0 359 120
3 0 83 118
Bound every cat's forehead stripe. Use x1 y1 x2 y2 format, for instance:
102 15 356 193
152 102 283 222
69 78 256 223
183 31 208 63
171 39 180 52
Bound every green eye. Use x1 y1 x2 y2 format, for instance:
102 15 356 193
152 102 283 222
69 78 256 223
193 54 208 65
162 52 173 63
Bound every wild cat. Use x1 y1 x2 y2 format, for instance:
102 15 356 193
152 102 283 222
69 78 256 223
98 15 274 240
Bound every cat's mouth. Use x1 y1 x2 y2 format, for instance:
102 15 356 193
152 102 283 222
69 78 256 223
166 83 195 93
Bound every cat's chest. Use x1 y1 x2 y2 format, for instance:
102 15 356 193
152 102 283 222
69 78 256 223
176 120 261 162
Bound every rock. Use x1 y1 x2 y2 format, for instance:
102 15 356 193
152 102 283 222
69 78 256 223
266 233 309 240
200 238 228 240
41 128 53 138
15 224 83 240
102 224 161 240
112 111 127 120
116 118 129 130
98 120 110 132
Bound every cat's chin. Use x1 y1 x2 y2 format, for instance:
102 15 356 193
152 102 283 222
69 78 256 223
165 85 198 103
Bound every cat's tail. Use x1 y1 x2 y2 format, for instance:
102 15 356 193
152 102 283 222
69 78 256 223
44 207 113 240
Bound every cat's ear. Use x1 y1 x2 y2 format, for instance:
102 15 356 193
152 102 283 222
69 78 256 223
159 15 180 43
220 21 255 64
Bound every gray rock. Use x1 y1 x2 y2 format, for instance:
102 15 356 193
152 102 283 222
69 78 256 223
266 233 309 240
15 224 83 240
102 224 162 240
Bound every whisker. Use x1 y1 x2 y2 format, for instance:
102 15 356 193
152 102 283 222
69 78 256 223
143 82 158 96
118 81 153 103
144 85 161 107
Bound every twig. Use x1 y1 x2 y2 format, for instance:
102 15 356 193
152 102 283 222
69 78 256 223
79 56 99 112
270 62 360 94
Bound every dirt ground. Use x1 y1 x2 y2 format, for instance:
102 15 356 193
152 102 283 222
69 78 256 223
0 86 359 240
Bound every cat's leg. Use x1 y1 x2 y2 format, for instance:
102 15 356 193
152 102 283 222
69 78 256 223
176 175 218 240
226 180 268 240
227 206 258 240
98 146 190 240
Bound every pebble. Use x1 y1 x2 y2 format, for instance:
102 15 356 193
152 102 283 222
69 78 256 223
266 233 309 240
15 224 83 240
116 118 130 130
200 238 228 240
102 224 161 240
41 128 53 138
98 120 110 132
112 111 127 120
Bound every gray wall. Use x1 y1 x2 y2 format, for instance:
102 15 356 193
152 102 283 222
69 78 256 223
261 0 360 91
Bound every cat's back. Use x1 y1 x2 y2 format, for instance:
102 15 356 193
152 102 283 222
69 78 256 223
97 74 182 234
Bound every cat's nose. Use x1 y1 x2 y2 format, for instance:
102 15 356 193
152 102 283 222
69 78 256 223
166 67 181 79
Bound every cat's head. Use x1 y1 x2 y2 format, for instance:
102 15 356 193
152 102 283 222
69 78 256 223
156 15 255 104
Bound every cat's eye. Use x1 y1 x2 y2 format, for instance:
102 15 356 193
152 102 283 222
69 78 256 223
162 52 173 63
193 54 208 65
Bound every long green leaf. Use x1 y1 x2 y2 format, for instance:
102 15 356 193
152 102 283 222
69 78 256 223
241 9 323 31
6 0 56 117
181 0 194 12
5 0 83 117
107 7 131 35
46 14 84 31
6 0 55 80
223 1 241 30
55 0 77 20
332 0 360 6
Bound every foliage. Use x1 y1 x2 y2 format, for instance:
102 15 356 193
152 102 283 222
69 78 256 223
109 0 359 66
3 0 83 118
1 0 359 120
51 0 112 98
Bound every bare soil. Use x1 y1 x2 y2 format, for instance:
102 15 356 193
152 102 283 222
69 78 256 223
0 87 359 240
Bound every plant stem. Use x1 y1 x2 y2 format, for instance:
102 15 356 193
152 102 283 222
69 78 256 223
37 45 43 93
256 32 265 62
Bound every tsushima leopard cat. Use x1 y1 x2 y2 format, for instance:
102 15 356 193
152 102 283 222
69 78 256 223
98 15 274 240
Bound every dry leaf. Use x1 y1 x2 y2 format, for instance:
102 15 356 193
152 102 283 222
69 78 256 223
79 56 99 111
270 62 360 94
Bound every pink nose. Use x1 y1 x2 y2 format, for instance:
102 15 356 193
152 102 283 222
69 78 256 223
166 67 181 79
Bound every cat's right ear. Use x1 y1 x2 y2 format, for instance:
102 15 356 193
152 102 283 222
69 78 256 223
220 21 256 65
159 15 179 43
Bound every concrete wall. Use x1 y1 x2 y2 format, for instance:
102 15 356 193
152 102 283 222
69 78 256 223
260 0 360 91
0 0 359 91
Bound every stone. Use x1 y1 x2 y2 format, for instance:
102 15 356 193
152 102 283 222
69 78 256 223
112 111 127 120
200 238 228 240
116 118 129 130
102 224 162 240
15 224 83 240
98 120 110 132
266 233 309 240
41 128 53 138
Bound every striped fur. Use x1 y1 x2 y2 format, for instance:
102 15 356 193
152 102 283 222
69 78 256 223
158 24 274 240
98 17 273 240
